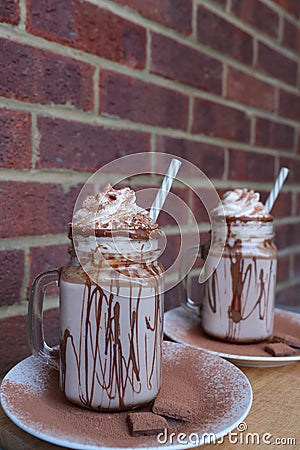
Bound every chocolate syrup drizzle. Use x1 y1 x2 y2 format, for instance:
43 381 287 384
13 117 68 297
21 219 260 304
206 255 276 342
206 221 277 342
60 254 163 411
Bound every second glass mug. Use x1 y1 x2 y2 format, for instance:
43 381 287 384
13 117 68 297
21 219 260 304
179 216 277 343
29 231 164 411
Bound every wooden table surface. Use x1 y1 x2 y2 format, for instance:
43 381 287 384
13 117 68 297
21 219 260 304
0 362 299 450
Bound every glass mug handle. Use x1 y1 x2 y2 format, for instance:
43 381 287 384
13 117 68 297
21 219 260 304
28 268 61 370
179 245 205 317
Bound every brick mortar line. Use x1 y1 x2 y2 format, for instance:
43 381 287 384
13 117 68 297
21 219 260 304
0 170 195 188
93 66 100 114
278 13 284 44
18 0 26 31
145 28 151 73
276 276 300 292
277 245 300 258
290 254 295 279
1 97 300 147
191 0 198 40
31 113 39 169
252 38 258 67
164 272 185 286
1 19 300 96
226 0 232 14
297 63 300 90
250 117 256 146
0 169 91 187
260 0 300 27
187 96 194 133
150 134 156 156
187 268 201 279
293 128 298 153
274 154 280 178
212 179 300 192
223 148 229 180
291 192 298 216
274 216 300 226
0 296 59 320
195 0 300 61
274 86 279 114
222 63 227 98
0 234 68 251
0 303 28 319
0 169 125 185
20 247 30 302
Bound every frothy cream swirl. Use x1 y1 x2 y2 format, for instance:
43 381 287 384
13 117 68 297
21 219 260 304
212 189 269 217
73 184 159 235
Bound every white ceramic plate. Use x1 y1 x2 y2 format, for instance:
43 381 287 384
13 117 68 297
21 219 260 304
0 342 252 450
164 307 300 368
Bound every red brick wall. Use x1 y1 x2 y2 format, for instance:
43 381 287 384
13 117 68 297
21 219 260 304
1 0 300 375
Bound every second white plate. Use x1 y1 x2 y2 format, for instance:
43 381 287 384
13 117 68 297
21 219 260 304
164 307 300 368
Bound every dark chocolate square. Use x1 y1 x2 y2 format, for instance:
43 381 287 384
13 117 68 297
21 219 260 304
127 412 168 437
264 343 296 357
152 397 192 421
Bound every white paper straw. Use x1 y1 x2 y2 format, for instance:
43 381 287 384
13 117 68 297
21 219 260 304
265 167 289 213
149 159 182 222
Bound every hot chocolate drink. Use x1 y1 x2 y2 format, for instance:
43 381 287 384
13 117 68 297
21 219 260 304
203 189 277 343
29 185 164 411
63 185 164 410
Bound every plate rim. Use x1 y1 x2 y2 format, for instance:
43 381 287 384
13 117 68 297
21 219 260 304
164 307 300 365
0 343 253 450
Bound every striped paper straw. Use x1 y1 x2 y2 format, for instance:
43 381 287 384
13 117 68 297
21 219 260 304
149 159 182 222
265 167 289 213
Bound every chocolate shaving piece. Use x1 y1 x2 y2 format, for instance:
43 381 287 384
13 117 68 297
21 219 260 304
152 397 192 422
268 334 300 349
264 343 296 357
127 412 168 437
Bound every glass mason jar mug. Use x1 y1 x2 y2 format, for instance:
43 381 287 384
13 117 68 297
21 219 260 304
29 231 164 411
181 216 277 343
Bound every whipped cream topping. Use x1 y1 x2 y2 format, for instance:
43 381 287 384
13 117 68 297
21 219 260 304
73 184 159 236
212 189 269 218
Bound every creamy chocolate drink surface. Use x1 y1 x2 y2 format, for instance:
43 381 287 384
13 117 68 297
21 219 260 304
203 189 277 343
60 185 164 410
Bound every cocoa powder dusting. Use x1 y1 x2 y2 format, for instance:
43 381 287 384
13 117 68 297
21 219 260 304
165 307 300 358
1 343 251 448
